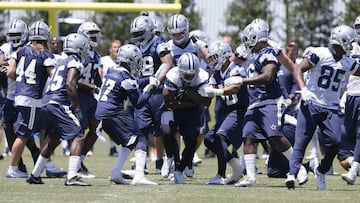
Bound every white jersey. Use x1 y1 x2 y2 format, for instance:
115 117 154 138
100 55 117 80
303 46 359 109
165 67 209 92
165 39 201 66
0 43 16 100
347 42 360 96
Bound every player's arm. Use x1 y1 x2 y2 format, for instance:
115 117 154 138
278 51 295 73
157 52 173 83
7 58 16 80
242 62 277 86
293 58 312 90
66 67 80 108
163 87 196 109
185 87 211 106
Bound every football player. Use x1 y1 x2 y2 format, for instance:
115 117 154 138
162 53 211 184
27 33 91 186
225 22 294 187
5 21 56 178
76 21 103 178
95 44 157 185
341 15 360 185
162 14 208 178
286 25 360 190
200 41 247 185
130 15 173 174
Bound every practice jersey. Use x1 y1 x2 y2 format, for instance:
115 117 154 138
303 46 359 108
95 66 139 119
164 67 209 93
209 62 248 112
1 43 18 100
347 42 360 96
164 39 201 66
247 47 283 106
13 45 55 106
78 50 101 95
44 55 84 106
100 55 117 80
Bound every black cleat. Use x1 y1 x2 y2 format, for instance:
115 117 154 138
26 174 44 184
65 176 91 186
285 175 295 190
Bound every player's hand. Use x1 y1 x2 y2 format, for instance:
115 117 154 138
198 86 224 97
300 87 315 103
224 76 243 87
149 76 160 88
190 35 207 48
175 89 187 101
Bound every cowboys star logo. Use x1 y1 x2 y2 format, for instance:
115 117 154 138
270 124 277 131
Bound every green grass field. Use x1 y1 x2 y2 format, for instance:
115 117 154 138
0 139 360 203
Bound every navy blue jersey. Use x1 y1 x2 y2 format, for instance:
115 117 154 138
137 36 167 89
78 50 101 95
44 55 83 106
209 62 248 116
14 45 55 99
247 47 283 104
95 66 140 119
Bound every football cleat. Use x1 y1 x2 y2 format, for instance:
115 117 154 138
174 171 185 184
5 168 28 178
204 174 225 185
26 174 44 184
341 172 356 185
131 177 158 185
109 175 129 185
315 167 326 190
65 176 91 186
155 158 164 174
161 157 174 178
297 165 308 185
192 153 202 166
78 163 96 179
285 174 295 190
183 166 194 178
234 177 258 187
46 166 67 178
109 147 118 157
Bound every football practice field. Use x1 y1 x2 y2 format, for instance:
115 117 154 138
0 138 360 203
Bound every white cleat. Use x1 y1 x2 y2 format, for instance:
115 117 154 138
341 172 356 185
297 165 308 185
5 168 28 178
285 174 295 189
315 167 326 190
234 177 258 187
161 157 174 178
174 171 185 184
108 175 129 185
131 177 158 185
192 153 202 166
204 174 225 185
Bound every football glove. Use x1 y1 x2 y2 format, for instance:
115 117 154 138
224 76 243 87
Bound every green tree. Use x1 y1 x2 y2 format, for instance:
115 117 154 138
286 0 340 50
343 0 360 26
91 0 139 56
223 0 273 47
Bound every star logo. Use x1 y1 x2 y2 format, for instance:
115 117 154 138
270 124 277 131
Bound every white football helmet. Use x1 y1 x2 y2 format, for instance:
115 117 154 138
130 16 154 45
242 23 268 51
63 33 90 63
251 18 269 33
167 14 189 46
152 18 164 35
28 21 50 41
189 29 208 43
330 25 357 56
207 40 233 70
178 53 200 85
7 19 28 48
77 22 102 48
353 15 360 39
117 44 143 76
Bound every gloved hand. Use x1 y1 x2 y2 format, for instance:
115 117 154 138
224 76 243 87
143 76 160 93
235 44 250 60
198 86 224 97
72 107 83 121
92 86 100 94
190 35 207 48
300 87 315 103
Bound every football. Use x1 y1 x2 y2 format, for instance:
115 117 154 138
173 89 193 103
